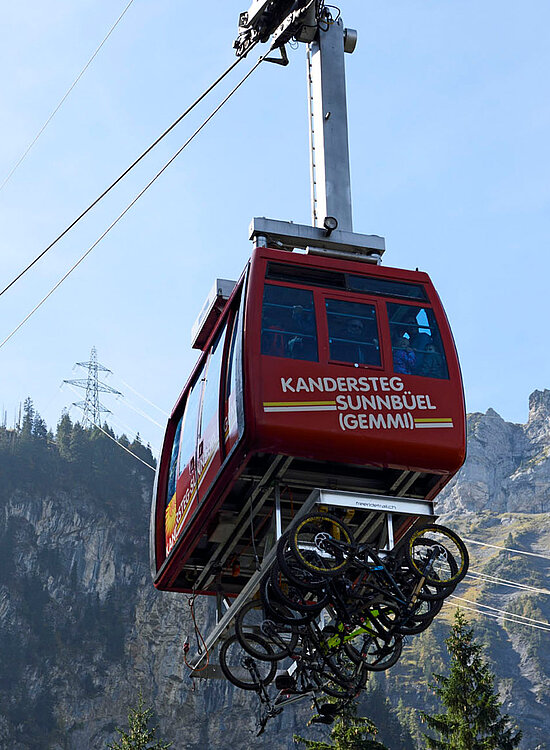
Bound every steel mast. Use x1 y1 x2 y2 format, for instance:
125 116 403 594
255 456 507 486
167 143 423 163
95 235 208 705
234 1 383 261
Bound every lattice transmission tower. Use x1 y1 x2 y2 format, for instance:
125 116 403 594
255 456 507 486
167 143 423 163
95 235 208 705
64 346 121 427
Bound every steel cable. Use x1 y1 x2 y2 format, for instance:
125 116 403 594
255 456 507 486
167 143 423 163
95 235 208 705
0 48 254 299
0 51 267 351
0 0 137 195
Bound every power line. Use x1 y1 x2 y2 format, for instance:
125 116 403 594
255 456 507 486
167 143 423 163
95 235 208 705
0 48 253 300
107 413 160 455
89 419 156 471
0 51 267 352
450 595 550 629
116 395 165 430
0 0 136 195
444 600 550 634
64 384 156 470
467 570 550 596
116 376 168 417
464 537 550 561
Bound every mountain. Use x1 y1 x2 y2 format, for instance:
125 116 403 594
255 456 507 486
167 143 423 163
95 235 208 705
0 394 549 749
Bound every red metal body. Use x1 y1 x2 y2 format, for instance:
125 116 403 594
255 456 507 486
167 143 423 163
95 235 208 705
150 246 466 594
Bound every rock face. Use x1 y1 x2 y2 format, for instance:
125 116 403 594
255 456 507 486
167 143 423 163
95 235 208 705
0 393 549 749
436 389 550 516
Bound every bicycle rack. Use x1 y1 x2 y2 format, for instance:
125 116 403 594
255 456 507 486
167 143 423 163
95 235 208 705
189 487 436 676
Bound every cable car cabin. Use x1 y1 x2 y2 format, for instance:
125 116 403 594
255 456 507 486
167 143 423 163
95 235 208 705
150 234 466 596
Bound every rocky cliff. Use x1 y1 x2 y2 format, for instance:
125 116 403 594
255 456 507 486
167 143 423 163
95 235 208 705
0 394 549 749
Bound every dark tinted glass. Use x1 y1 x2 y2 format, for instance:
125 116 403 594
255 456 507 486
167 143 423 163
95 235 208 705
387 303 449 379
261 284 318 361
326 298 381 366
349 275 428 301
166 416 182 507
266 262 346 289
200 328 225 439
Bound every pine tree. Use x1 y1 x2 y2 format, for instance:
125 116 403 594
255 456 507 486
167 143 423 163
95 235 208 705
107 693 171 750
422 610 522 749
294 700 389 750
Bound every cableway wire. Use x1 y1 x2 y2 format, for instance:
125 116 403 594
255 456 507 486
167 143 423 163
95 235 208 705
466 570 550 596
0 0 136 195
0 50 269 352
463 537 550 561
0 46 256 300
443 600 550 634
450 595 550 629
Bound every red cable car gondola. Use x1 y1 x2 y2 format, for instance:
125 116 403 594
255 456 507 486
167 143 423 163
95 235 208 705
150 220 466 597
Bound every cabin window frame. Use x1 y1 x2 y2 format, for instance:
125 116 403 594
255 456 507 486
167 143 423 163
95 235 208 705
321 290 385 371
386 300 450 380
260 280 320 363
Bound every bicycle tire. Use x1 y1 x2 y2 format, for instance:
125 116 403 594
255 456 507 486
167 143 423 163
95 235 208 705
345 632 403 672
235 599 298 661
289 513 355 577
269 561 330 615
260 575 316 626
389 554 455 602
277 533 331 590
219 633 277 690
404 524 469 587
319 653 369 698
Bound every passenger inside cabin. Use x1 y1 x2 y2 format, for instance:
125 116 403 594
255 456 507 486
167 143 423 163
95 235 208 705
287 305 316 360
261 284 318 361
392 335 416 375
332 317 378 365
261 308 286 357
418 341 445 378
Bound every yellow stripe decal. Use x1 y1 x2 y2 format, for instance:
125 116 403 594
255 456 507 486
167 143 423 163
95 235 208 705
414 418 453 423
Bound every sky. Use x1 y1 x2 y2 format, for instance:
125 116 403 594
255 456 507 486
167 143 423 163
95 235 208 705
0 0 549 455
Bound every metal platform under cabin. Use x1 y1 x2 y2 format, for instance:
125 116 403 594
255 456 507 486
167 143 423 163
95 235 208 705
177 449 441 596
189 485 436 675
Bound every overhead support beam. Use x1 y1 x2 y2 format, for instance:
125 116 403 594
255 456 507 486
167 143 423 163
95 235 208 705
308 19 355 231
250 216 384 262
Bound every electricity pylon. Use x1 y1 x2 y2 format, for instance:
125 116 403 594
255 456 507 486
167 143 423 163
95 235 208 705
64 346 121 427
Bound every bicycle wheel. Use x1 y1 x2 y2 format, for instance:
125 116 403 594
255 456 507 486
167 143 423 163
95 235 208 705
355 599 402 641
260 575 316 626
394 561 457 602
289 513 355 577
397 597 443 635
270 561 330 615
345 632 403 672
404 525 469 587
219 633 277 691
236 599 298 661
277 534 331 590
320 651 369 699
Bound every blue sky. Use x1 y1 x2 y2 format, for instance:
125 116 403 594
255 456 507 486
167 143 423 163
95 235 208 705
1 0 548 452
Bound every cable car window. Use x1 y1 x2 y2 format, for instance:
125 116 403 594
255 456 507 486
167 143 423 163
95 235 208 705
226 309 239 400
348 275 428 302
176 377 202 482
166 416 183 507
200 328 225 443
266 262 346 290
261 284 318 361
387 302 449 379
326 298 381 366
